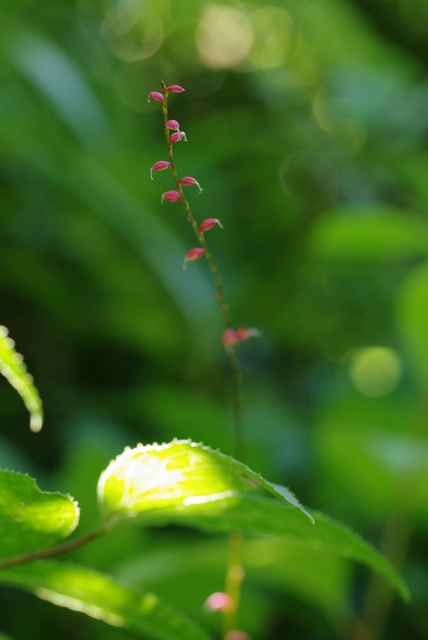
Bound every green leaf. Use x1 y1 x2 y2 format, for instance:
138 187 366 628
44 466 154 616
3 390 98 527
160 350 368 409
0 471 79 561
0 326 43 432
97 440 313 523
97 441 409 601
0 561 212 640
308 207 427 262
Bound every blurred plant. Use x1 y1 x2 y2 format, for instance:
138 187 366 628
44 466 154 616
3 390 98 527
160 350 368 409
0 81 411 640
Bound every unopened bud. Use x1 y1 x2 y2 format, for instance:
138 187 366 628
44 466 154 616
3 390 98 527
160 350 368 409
183 247 206 269
148 91 164 103
235 328 262 342
204 592 233 612
222 329 237 349
166 119 180 130
150 161 171 179
162 190 182 203
225 632 251 640
179 176 203 192
199 218 223 232
167 85 185 93
170 131 187 144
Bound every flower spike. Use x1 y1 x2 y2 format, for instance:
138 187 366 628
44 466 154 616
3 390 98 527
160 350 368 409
166 119 180 130
170 131 187 144
179 177 203 192
167 84 185 93
183 247 206 269
199 218 223 232
162 190 182 203
150 161 171 179
148 91 164 103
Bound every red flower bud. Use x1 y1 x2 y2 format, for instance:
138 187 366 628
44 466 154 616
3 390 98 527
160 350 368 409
183 247 206 269
222 329 237 349
179 176 203 192
235 328 262 342
166 119 180 130
167 85 185 93
148 91 164 103
162 190 182 203
204 592 233 612
170 131 187 144
225 632 251 640
199 218 223 232
150 161 171 179
222 327 261 349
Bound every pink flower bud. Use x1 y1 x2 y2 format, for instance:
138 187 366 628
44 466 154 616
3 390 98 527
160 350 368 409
199 218 223 232
204 592 233 612
225 632 251 640
166 119 180 130
170 131 187 144
162 190 182 203
179 176 203 192
222 329 237 349
148 91 164 103
150 161 171 179
167 85 185 93
183 247 206 269
235 328 262 342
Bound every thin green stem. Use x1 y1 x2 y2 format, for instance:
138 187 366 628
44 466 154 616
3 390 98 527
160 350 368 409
0 525 109 571
161 85 246 638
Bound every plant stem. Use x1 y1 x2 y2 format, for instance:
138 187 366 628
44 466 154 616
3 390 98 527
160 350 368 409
161 84 246 637
0 525 109 571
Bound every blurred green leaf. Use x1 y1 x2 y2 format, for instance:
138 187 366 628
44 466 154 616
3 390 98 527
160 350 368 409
0 561 213 640
397 262 428 388
308 207 427 262
0 326 43 432
0 471 79 561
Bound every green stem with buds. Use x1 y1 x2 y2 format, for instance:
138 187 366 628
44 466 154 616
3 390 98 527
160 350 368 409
160 82 246 638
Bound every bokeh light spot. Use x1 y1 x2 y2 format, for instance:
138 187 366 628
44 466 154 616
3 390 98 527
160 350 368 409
248 6 295 69
350 347 403 397
196 4 253 69
101 0 163 61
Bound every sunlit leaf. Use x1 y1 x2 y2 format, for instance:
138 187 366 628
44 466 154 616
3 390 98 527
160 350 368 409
0 471 79 561
0 561 213 640
0 326 43 432
97 441 408 600
97 440 313 523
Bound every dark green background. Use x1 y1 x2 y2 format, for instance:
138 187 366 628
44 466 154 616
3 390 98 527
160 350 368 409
1 0 428 638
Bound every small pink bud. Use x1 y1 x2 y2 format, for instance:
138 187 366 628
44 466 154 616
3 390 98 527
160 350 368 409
199 218 223 232
170 131 187 144
179 176 203 192
183 247 206 269
166 119 180 130
162 190 182 203
235 328 262 342
148 91 164 103
167 85 185 93
150 161 171 179
204 592 233 612
222 329 237 349
225 632 251 640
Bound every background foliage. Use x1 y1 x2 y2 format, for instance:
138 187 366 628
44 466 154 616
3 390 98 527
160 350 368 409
1 0 428 638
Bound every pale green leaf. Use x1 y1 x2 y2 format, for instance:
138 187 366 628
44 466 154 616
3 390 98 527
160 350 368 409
0 561 212 640
0 326 43 432
0 471 79 560
97 440 313 523
97 441 408 600
308 207 427 262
